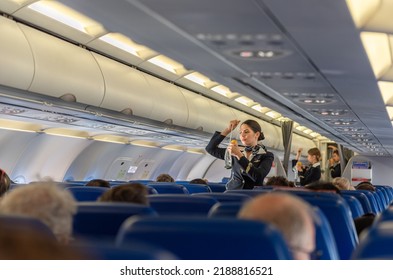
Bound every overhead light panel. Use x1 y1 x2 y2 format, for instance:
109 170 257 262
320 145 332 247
43 128 89 139
265 110 282 119
235 96 254 106
184 72 212 87
147 55 185 74
99 33 143 57
386 106 393 120
0 119 41 133
161 145 186 152
360 32 392 79
211 85 237 98
92 135 130 144
187 148 206 154
346 0 380 28
131 140 158 148
251 104 270 113
378 81 393 105
28 1 103 35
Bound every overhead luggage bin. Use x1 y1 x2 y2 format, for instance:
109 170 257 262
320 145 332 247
178 87 213 131
93 53 155 117
143 73 189 127
0 17 34 90
19 24 105 106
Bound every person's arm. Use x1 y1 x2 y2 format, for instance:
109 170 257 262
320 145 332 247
237 152 274 184
292 148 303 168
205 120 240 160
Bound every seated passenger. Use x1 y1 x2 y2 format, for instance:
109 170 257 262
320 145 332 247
189 178 208 185
356 181 376 192
97 183 149 205
238 192 316 260
155 173 175 182
305 181 341 193
0 169 12 197
265 176 290 187
85 179 110 188
0 182 77 244
332 177 355 190
354 213 376 238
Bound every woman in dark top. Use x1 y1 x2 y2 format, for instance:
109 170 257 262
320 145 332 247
205 119 274 190
293 147 321 186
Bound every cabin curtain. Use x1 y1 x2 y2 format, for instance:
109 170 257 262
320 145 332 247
281 120 294 176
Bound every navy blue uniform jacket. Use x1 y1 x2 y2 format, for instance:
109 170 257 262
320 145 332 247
206 131 274 190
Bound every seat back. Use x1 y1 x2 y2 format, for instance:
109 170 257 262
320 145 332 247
180 183 212 194
206 183 227 193
73 202 157 240
147 183 189 194
341 194 365 219
69 241 177 260
116 217 293 260
66 186 108 201
298 195 358 259
340 191 373 214
147 194 217 216
208 202 244 218
0 214 56 240
352 221 393 259
192 193 251 203
312 207 340 260
373 206 393 225
224 189 271 197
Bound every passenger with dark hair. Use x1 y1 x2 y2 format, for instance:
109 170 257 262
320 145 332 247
238 193 316 260
265 176 290 187
97 183 149 205
305 181 341 193
293 148 321 186
85 179 110 188
189 178 208 185
356 181 376 192
0 169 12 197
206 119 274 189
354 213 376 238
155 173 175 182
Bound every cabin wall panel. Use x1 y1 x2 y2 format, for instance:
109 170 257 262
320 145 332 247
11 134 91 182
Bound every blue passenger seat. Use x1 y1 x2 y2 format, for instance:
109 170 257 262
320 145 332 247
147 194 217 216
147 183 189 194
115 217 293 260
72 202 157 241
352 221 393 259
65 186 108 202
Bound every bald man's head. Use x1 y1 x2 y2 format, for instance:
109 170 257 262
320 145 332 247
238 192 315 260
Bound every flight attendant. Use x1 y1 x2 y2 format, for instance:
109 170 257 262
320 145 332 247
206 119 274 189
294 147 321 186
